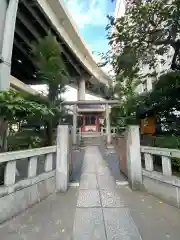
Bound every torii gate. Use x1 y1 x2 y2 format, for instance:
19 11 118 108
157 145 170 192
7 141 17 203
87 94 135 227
62 100 119 145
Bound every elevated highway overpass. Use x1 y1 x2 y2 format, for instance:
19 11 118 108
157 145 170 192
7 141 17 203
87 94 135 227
0 0 111 97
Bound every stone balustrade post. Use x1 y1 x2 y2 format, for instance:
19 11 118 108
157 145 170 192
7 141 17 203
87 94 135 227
144 153 154 172
28 156 37 178
162 156 172 176
126 125 143 190
56 125 69 192
4 161 16 186
45 153 53 172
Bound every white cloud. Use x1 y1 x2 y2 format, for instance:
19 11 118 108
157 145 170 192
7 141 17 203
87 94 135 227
65 0 109 29
64 0 114 76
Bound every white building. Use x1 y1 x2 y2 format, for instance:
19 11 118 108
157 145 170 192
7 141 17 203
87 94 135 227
114 0 125 19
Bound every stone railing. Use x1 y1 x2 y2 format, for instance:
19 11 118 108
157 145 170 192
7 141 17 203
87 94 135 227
0 146 56 223
112 125 180 208
0 146 56 190
141 146 179 177
0 125 73 223
141 146 180 208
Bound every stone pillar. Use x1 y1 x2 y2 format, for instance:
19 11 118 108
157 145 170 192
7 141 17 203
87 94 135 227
56 125 70 192
0 0 19 91
106 104 111 144
78 78 85 100
72 104 77 145
126 125 143 190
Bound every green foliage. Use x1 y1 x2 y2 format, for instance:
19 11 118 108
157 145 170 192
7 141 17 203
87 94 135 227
107 0 180 76
106 1 180 173
89 81 116 100
32 33 69 145
0 90 54 121
109 68 142 129
110 69 180 131
152 135 180 149
32 33 68 102
0 90 54 152
8 131 43 151
134 71 180 134
147 71 180 114
105 1 180 130
110 93 142 130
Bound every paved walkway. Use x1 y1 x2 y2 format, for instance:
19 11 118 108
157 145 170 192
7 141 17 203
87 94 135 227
74 146 142 239
1 146 180 239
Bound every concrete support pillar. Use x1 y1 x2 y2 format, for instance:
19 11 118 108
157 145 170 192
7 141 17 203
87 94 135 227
126 125 143 190
56 125 70 192
72 104 77 145
0 0 8 52
78 78 85 100
106 104 111 144
0 0 19 91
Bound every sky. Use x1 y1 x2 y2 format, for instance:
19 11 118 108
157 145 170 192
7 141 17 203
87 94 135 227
64 0 116 100
64 0 116 61
32 0 117 101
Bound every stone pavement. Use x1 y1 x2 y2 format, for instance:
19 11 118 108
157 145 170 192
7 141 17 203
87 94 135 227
73 146 142 239
1 146 180 239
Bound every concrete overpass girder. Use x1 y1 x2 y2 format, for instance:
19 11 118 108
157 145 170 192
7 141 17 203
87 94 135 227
0 0 111 96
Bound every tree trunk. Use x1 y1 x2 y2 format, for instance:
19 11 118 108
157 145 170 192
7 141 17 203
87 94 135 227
46 120 53 146
171 40 180 70
46 86 56 146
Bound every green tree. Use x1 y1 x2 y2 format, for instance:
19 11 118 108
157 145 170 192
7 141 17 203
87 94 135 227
108 0 180 77
104 0 180 129
32 33 69 145
0 90 53 152
140 70 180 133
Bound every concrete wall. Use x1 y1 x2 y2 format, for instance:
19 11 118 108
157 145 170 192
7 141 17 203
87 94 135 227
0 172 55 223
0 125 74 223
143 170 180 208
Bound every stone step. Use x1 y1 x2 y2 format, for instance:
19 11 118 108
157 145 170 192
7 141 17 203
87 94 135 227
80 139 102 146
81 132 101 138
